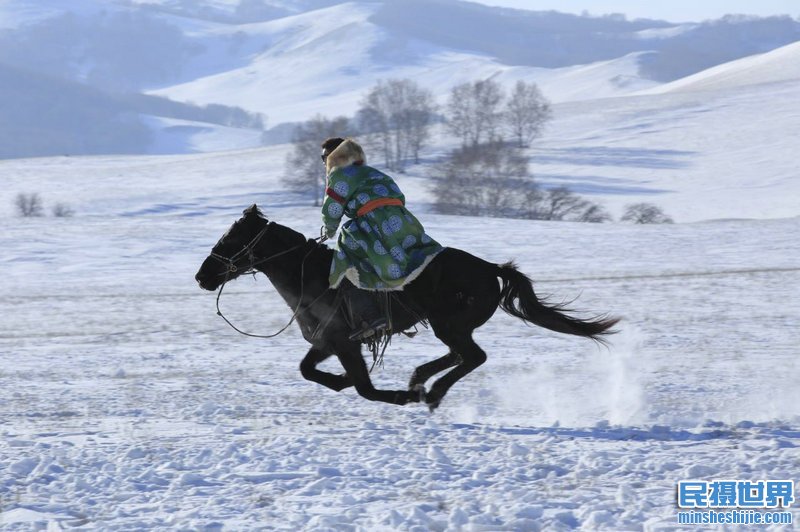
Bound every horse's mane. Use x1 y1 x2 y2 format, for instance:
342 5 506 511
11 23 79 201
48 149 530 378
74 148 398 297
268 221 333 275
269 221 323 250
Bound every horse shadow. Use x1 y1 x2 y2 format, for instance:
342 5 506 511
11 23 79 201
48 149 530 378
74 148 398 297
451 422 800 443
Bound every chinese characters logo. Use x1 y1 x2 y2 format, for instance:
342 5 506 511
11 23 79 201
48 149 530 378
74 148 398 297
678 480 795 509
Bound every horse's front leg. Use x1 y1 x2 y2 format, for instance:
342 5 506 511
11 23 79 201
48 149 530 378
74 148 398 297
336 346 422 406
299 347 352 392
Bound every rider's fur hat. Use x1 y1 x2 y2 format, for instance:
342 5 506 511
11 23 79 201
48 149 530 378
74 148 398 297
324 137 366 175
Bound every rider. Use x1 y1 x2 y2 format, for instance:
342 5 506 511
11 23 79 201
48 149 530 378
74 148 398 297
320 137 443 341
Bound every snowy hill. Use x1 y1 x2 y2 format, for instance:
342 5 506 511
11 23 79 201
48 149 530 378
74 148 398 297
640 40 800 94
148 2 800 123
3 35 800 221
2 0 800 159
533 77 800 222
3 53 800 223
150 2 660 123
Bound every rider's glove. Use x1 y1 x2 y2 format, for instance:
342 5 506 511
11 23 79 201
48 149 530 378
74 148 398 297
320 226 336 241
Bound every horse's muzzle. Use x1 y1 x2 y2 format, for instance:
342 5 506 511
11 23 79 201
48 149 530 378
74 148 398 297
195 270 217 291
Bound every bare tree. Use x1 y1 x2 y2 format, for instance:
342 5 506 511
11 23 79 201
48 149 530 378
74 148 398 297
433 140 529 217
286 115 352 206
523 186 611 222
356 79 436 171
575 202 612 223
15 193 44 217
405 90 438 164
505 80 552 148
445 82 475 147
356 106 390 169
446 79 505 146
518 186 546 220
538 186 590 221
621 202 674 224
473 79 504 144
434 142 610 223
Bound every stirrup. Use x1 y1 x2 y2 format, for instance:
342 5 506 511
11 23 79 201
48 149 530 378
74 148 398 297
349 318 389 342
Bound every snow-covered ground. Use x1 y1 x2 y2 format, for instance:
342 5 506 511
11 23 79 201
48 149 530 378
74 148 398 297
1 145 798 529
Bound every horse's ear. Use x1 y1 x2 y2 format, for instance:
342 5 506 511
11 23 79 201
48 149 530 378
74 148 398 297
243 204 260 217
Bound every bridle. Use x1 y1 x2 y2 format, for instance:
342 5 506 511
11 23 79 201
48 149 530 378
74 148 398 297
209 224 271 275
208 222 328 339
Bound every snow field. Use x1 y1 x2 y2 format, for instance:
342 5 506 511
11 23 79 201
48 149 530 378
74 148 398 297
2 185 798 528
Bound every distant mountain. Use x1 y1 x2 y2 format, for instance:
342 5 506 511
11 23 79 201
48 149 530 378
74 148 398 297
148 2 800 124
0 61 264 159
1 0 799 159
371 2 800 80
370 0 673 68
0 5 197 92
0 63 152 159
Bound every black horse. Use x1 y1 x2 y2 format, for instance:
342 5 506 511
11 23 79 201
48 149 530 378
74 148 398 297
195 205 619 410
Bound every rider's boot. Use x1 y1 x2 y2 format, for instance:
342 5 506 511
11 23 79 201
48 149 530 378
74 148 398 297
339 280 389 341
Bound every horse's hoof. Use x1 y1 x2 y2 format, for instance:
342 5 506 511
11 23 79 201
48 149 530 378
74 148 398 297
410 384 426 402
427 400 441 413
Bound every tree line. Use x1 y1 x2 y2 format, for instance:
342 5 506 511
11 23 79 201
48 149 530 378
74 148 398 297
287 78 550 204
14 193 73 218
286 77 672 223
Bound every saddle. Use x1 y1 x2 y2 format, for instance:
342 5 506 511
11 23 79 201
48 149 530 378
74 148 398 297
337 282 424 370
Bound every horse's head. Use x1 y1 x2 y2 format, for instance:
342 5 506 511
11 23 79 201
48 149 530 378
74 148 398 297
195 204 269 291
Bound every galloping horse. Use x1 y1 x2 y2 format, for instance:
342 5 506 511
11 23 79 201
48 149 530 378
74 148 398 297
195 205 618 411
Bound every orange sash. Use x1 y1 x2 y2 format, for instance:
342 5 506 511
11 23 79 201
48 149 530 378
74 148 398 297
356 198 404 217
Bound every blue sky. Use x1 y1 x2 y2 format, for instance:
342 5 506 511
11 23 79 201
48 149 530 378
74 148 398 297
472 0 798 22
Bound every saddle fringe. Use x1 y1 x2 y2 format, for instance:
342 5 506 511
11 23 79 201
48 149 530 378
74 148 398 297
314 289 429 373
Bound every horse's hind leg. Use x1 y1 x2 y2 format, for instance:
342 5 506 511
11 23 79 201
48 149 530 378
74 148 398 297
299 347 352 392
425 336 487 411
408 352 460 390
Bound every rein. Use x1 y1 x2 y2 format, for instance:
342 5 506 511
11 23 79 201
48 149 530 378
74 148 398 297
212 223 328 339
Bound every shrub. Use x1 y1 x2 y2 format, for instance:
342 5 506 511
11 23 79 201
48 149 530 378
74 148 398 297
52 203 75 217
15 193 44 217
621 202 674 224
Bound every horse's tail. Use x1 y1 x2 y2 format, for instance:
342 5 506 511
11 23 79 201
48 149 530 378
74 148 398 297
496 262 619 342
